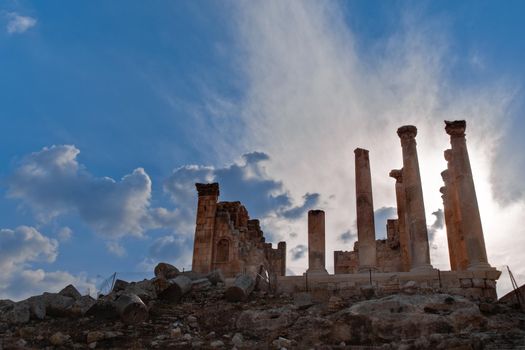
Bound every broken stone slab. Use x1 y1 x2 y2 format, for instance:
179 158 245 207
115 293 148 324
154 262 180 279
85 298 119 320
68 295 97 317
0 300 30 324
225 275 255 302
236 307 298 333
158 275 192 302
192 278 212 291
123 279 157 302
58 284 82 300
293 292 314 310
206 270 225 286
112 279 130 293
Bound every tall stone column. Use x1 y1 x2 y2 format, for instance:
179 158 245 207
192 183 219 274
445 120 493 270
389 169 411 271
444 150 468 270
307 210 328 275
440 175 459 271
397 126 433 272
354 148 377 272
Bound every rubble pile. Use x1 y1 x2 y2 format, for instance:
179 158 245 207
1 264 524 349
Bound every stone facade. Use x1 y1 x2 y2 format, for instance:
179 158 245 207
191 183 286 278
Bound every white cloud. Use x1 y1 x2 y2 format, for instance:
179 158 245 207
222 1 521 295
57 226 73 242
0 226 96 301
8 145 158 239
6 12 37 34
106 241 126 257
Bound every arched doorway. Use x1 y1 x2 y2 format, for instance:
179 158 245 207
216 239 230 263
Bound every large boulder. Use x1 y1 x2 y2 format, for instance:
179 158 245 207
329 294 486 344
0 300 30 324
154 263 180 279
58 284 82 300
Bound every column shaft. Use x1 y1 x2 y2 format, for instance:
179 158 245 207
389 169 411 271
397 126 433 272
354 148 377 271
307 210 328 274
445 120 493 270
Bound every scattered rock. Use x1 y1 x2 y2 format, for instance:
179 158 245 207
232 333 243 347
210 339 225 348
59 284 82 300
49 331 70 346
293 292 313 310
154 263 180 279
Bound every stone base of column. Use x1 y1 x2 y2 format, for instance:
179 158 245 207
306 268 328 275
467 262 496 271
410 264 435 273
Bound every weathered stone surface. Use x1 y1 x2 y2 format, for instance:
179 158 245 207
154 262 180 279
225 275 256 302
158 275 192 302
112 279 130 293
293 292 314 310
59 284 82 300
235 307 298 333
192 278 212 291
115 293 148 324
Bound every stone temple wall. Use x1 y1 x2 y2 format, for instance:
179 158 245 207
334 219 403 274
192 183 286 278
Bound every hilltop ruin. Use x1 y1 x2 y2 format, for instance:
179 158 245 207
192 120 501 302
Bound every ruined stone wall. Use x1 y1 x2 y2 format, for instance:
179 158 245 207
192 183 286 278
334 219 403 274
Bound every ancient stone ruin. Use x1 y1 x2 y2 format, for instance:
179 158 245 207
192 183 286 279
193 120 501 302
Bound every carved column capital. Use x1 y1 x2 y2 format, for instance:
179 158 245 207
389 169 403 183
397 125 418 141
445 120 466 138
354 148 369 158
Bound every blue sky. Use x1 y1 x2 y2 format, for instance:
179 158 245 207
1 1 524 300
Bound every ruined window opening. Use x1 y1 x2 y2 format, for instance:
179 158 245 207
216 239 230 262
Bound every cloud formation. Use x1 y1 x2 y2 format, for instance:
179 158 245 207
8 145 158 239
0 226 95 300
6 12 36 34
225 1 523 287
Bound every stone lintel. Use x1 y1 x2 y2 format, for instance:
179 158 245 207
444 120 466 137
195 182 220 197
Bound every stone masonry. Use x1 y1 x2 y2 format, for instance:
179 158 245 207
191 183 286 278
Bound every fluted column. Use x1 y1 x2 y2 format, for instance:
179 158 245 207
445 120 493 270
354 148 377 271
397 126 433 272
307 210 328 275
389 169 411 272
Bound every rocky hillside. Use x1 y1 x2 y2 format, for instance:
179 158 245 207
1 266 524 349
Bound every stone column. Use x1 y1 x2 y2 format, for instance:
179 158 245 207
192 183 219 274
440 176 459 271
444 150 469 270
354 148 377 271
397 126 433 272
307 210 328 275
389 169 411 271
445 120 493 270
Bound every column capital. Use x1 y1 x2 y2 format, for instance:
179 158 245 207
195 183 220 197
389 169 403 183
445 120 466 138
308 209 325 216
354 148 369 157
397 125 417 140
